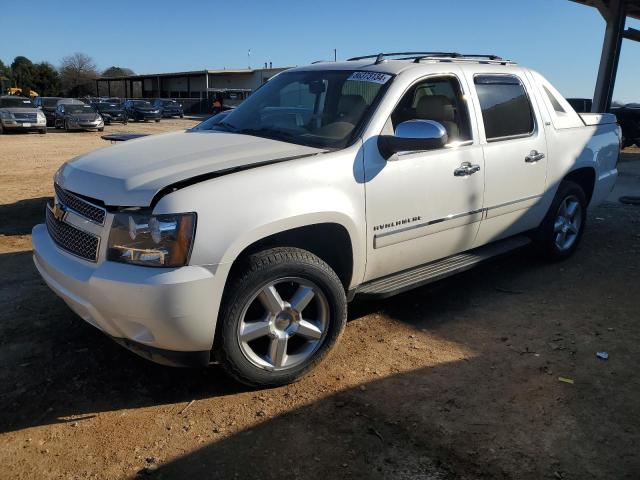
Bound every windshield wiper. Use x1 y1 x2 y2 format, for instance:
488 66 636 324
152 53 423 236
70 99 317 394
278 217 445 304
218 121 238 132
236 127 296 143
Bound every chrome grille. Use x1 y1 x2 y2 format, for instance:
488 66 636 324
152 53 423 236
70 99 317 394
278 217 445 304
46 206 99 262
13 112 37 121
54 184 106 225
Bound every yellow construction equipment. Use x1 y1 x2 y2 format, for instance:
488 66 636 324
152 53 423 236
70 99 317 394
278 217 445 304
6 87 39 97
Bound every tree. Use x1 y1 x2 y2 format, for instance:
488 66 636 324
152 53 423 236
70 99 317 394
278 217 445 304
32 62 61 96
10 56 34 91
60 52 99 96
102 66 135 77
0 59 11 93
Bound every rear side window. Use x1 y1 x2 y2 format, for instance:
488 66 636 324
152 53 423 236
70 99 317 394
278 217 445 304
543 85 566 113
474 75 534 141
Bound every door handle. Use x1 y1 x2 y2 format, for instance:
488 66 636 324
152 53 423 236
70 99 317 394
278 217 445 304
525 150 545 163
454 162 481 177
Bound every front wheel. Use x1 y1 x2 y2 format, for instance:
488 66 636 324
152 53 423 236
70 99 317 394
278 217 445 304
534 180 587 261
39 128 47 134
216 247 347 387
155 119 160 123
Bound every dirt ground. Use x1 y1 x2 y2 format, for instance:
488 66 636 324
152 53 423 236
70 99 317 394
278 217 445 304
1 122 639 479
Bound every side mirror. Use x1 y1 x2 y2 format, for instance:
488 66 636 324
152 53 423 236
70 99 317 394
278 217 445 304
378 119 448 159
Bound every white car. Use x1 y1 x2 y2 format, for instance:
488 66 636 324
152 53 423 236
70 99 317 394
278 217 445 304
32 52 620 387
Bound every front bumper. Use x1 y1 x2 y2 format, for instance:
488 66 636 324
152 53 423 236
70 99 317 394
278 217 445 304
1 119 46 130
32 223 219 362
133 111 161 120
67 119 104 130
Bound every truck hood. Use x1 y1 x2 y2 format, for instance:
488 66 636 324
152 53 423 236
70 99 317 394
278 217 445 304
0 107 39 114
55 130 324 206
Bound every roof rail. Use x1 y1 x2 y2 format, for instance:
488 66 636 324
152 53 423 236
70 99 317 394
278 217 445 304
347 52 513 65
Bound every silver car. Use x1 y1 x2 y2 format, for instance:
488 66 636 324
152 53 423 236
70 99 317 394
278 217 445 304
0 96 47 134
54 101 104 132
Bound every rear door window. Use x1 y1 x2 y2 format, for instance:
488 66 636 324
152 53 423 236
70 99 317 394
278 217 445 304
474 75 534 141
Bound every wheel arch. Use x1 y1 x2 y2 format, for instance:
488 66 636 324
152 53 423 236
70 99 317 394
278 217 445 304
563 167 596 204
227 222 355 291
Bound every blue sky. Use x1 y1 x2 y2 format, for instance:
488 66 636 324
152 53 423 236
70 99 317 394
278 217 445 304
1 0 638 102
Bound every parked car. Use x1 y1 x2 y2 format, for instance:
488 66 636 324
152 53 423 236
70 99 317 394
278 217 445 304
567 98 592 113
209 88 252 109
123 100 161 122
609 103 640 148
33 96 63 126
0 95 47 134
93 102 127 125
54 101 104 131
33 53 620 387
152 99 184 118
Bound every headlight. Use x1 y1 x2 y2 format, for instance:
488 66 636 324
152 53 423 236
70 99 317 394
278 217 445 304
0 111 14 120
37 111 46 122
107 211 196 267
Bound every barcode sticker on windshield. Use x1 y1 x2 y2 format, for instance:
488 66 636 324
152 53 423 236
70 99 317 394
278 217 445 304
347 72 392 84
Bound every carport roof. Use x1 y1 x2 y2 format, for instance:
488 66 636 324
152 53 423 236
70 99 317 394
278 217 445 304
571 0 640 20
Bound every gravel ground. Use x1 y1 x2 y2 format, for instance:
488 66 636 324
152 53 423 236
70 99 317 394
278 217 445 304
0 124 639 479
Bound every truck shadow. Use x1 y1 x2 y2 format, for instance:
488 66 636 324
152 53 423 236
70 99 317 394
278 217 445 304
0 197 51 236
0 246 535 435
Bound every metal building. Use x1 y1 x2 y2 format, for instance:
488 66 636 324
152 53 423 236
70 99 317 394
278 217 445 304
95 66 289 104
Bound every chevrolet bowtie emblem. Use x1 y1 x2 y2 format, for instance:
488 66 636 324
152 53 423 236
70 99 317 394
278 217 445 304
52 202 66 221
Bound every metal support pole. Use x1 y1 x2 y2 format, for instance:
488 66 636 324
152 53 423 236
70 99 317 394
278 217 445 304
592 0 626 112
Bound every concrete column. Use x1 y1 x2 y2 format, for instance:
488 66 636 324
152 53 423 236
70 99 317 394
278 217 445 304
592 0 626 112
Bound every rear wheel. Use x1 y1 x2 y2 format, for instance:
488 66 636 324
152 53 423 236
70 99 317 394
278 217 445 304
217 247 347 387
534 180 587 261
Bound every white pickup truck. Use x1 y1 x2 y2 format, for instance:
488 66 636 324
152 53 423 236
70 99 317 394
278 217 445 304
32 52 620 387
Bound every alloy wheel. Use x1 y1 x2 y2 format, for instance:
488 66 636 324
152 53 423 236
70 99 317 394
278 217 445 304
553 195 582 252
237 277 329 371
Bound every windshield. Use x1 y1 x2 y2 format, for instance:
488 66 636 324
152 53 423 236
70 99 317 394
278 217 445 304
162 100 178 106
133 101 152 107
43 98 61 107
0 97 34 108
212 70 393 149
96 103 120 111
65 104 96 114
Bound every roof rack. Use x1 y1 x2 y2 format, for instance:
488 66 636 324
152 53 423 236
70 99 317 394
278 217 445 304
346 52 513 65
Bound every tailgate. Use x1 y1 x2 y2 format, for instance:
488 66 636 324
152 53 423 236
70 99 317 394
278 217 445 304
579 113 617 126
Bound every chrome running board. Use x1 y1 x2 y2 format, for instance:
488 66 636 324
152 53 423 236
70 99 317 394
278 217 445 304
356 235 531 299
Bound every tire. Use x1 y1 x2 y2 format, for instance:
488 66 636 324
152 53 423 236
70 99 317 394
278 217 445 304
0 123 4 134
64 120 70 132
180 114 184 118
216 247 347 387
39 128 47 134
98 127 104 132
534 180 587 261
155 119 160 123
